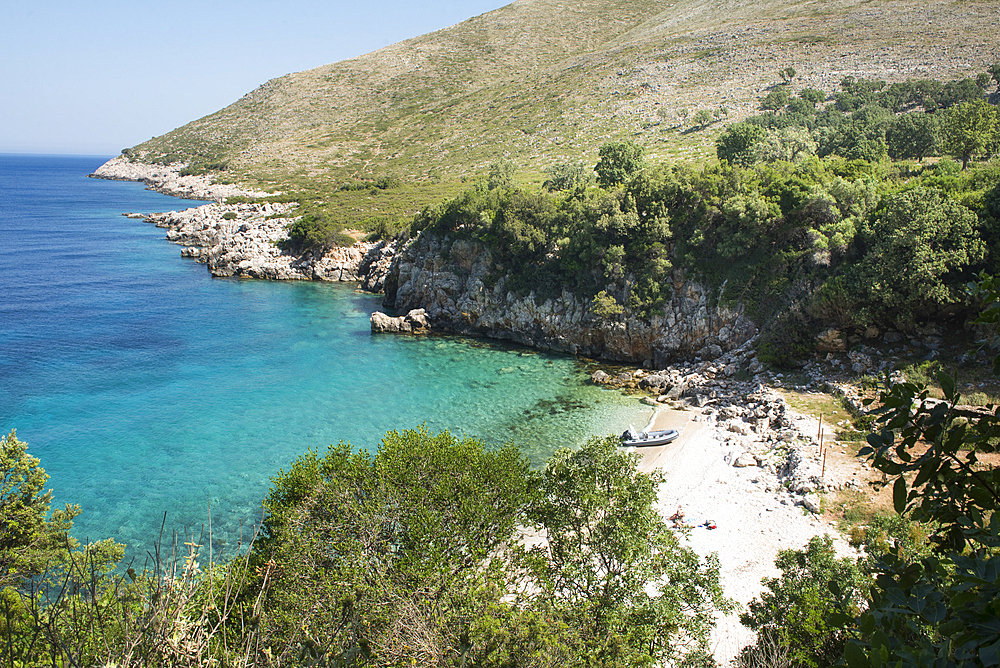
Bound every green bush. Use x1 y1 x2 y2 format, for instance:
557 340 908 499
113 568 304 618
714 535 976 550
250 429 731 666
740 536 867 668
281 212 353 251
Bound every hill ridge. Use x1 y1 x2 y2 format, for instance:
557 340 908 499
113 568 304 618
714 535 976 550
127 0 1000 185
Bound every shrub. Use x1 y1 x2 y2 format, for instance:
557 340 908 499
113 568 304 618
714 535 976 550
543 161 592 192
282 212 353 251
740 536 867 668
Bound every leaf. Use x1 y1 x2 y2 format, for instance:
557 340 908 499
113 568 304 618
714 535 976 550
981 638 1000 667
844 641 870 668
968 482 995 510
938 371 957 403
894 477 908 515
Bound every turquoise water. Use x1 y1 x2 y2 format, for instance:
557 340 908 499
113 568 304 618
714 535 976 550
0 154 650 556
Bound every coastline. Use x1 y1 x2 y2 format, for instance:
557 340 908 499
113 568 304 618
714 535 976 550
92 154 862 660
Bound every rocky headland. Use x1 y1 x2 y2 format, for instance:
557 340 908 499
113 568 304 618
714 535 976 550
90 156 272 202
91 157 384 282
93 156 761 366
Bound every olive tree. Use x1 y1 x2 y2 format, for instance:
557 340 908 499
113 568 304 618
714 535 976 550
526 436 732 666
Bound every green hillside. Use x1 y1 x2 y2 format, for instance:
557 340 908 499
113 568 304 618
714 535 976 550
127 0 1000 192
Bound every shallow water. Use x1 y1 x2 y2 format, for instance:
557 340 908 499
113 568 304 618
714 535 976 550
0 154 650 555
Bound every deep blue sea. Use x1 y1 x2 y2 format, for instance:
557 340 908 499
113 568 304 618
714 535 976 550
0 154 649 557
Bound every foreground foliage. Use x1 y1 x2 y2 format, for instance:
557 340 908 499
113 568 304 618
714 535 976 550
1 428 729 666
252 428 730 666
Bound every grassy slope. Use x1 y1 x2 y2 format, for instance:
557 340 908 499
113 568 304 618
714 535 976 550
130 0 1000 213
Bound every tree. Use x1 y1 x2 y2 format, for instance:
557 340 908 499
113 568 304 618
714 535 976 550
589 290 624 320
253 429 732 666
943 99 998 169
716 122 768 167
692 109 713 129
761 88 791 111
754 126 818 163
526 436 732 666
779 66 797 85
254 426 535 665
595 140 645 188
543 161 592 192
799 88 827 108
851 187 985 328
839 376 1000 667
488 158 517 190
886 112 940 161
1 431 80 588
740 536 867 668
829 276 1000 668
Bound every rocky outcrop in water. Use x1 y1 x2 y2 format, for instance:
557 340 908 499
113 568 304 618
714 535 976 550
375 232 757 366
371 308 431 333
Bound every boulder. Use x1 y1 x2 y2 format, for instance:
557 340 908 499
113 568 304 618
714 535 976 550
815 328 846 353
801 494 822 514
664 381 688 400
370 309 432 334
639 374 669 390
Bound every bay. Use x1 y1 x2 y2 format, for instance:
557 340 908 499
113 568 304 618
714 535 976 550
0 154 649 556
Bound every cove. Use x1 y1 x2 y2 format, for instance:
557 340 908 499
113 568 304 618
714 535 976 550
0 154 650 557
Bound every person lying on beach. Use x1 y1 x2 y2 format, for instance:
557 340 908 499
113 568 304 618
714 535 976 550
668 505 685 527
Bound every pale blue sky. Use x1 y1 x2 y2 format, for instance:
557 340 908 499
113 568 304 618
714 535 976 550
0 1 508 156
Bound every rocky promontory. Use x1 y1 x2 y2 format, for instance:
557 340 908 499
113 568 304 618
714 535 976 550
94 157 382 282
90 156 272 202
142 203 379 281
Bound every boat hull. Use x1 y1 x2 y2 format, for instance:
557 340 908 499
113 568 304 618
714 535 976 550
620 428 679 447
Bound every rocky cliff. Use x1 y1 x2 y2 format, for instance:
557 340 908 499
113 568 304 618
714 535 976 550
377 232 758 366
96 157 757 364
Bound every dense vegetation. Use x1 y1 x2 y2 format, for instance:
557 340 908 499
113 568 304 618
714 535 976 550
377 71 1000 364
0 429 730 666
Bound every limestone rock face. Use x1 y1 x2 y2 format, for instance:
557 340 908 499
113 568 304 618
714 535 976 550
359 241 397 292
381 232 757 365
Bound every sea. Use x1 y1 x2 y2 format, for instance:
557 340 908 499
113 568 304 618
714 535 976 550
0 154 651 558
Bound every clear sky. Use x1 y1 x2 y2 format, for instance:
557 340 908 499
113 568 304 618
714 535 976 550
0 0 509 156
